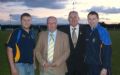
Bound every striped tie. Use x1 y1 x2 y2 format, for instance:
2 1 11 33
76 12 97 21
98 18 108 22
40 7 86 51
47 33 54 63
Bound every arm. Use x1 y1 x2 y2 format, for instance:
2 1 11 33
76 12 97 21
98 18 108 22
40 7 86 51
102 45 112 69
34 32 46 66
7 47 18 75
33 49 36 69
7 30 18 75
100 45 112 75
100 28 112 75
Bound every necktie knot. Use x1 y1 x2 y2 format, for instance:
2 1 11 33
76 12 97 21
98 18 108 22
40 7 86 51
50 33 53 36
72 28 76 31
50 33 54 41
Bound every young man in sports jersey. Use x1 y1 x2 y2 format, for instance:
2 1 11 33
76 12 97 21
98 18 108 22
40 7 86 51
7 13 35 75
84 11 112 75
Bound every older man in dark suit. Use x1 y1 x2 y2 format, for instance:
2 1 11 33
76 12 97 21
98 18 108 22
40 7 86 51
59 11 87 75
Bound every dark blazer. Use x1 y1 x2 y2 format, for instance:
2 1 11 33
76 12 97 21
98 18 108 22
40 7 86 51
59 25 87 75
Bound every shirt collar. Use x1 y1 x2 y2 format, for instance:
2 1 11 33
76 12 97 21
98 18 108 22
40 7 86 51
48 30 57 36
96 23 100 29
70 24 79 30
91 23 100 31
20 27 31 34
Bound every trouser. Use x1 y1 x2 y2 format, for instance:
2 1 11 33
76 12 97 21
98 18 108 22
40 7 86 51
40 68 65 75
15 63 34 75
66 65 87 75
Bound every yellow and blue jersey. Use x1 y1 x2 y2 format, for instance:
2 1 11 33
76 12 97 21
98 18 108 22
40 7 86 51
85 23 112 69
7 27 35 64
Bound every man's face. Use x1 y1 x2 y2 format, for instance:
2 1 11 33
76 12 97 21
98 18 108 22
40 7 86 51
88 14 99 28
21 16 32 29
47 17 57 32
68 12 79 27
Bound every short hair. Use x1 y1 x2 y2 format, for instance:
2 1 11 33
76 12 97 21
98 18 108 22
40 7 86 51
87 11 99 19
68 11 78 17
47 16 57 23
20 13 31 20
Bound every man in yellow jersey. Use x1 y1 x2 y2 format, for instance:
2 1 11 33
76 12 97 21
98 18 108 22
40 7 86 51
7 13 35 75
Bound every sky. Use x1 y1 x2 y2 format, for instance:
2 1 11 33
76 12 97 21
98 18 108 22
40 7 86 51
0 0 120 25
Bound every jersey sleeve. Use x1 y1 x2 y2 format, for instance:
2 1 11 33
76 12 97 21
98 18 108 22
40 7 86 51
98 27 112 45
98 26 112 69
7 30 18 48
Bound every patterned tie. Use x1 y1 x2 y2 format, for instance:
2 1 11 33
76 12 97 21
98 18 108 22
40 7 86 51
72 28 77 47
47 33 54 63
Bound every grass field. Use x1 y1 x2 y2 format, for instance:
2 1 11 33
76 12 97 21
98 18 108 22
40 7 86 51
0 30 120 75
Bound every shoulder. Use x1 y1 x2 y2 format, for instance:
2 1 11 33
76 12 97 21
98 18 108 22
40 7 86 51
58 30 67 35
79 25 90 35
38 31 47 38
79 25 90 31
39 31 47 35
11 28 22 37
98 24 106 30
97 25 109 36
97 25 112 45
58 30 68 38
6 28 22 46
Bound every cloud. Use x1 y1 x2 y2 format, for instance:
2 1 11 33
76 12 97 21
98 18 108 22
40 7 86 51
86 6 120 14
0 20 10 25
100 18 110 20
8 14 42 24
0 0 67 9
0 0 9 2
24 0 67 9
0 13 69 24
31 16 69 25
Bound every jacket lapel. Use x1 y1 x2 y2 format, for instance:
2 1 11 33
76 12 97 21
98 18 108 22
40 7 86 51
75 25 81 47
44 31 48 61
68 26 74 48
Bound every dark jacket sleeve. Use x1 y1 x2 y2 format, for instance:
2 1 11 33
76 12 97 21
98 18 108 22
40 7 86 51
102 45 112 69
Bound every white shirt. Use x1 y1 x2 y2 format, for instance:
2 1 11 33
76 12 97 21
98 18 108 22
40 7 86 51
70 24 79 38
48 30 57 47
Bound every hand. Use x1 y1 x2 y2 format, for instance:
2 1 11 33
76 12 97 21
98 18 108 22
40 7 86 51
42 61 51 70
100 68 107 75
33 63 36 70
33 57 36 69
11 67 18 75
51 62 60 67
51 63 57 67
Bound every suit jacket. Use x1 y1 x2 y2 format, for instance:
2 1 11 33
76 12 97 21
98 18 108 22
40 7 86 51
59 25 87 72
35 30 70 75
